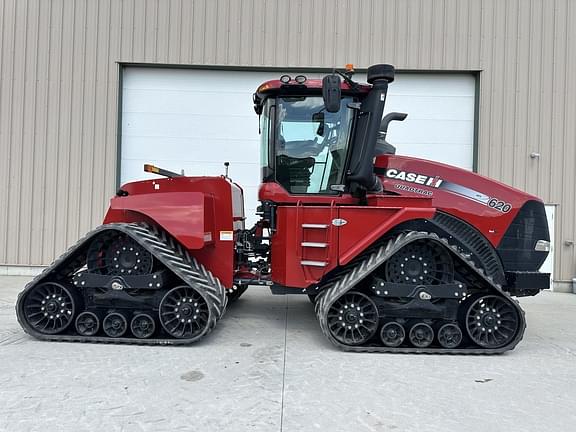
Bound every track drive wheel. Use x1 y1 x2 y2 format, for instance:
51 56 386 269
465 295 520 348
383 239 454 284
87 233 153 276
327 291 379 346
159 286 210 339
20 282 76 335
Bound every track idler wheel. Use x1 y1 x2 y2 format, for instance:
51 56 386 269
75 312 100 336
131 314 156 339
380 322 405 347
465 295 520 348
409 323 434 348
103 312 128 338
437 323 462 349
159 286 210 339
20 282 76 335
326 291 379 346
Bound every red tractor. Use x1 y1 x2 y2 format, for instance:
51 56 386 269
17 64 550 353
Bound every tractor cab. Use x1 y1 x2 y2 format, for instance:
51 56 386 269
254 64 396 200
256 88 358 195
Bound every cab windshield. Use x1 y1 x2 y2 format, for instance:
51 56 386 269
260 96 354 194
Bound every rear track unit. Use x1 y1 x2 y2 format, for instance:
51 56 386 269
16 223 227 345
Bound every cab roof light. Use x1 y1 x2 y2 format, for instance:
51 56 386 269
294 75 307 84
280 74 291 84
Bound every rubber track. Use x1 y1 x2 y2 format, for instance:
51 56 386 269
432 212 505 285
16 223 228 345
315 231 526 354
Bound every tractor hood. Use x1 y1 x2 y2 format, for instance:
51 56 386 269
374 154 547 249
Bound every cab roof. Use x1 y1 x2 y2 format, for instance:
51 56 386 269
255 78 371 99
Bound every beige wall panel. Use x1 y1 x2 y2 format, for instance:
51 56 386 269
512 0 530 191
1 0 575 285
559 0 576 279
0 0 9 264
7 0 26 264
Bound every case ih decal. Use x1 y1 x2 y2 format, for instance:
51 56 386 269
384 169 444 188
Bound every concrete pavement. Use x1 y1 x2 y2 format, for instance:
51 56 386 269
1 276 576 432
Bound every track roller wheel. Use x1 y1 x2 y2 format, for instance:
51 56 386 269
409 323 434 348
465 295 520 348
21 282 76 335
75 312 100 336
103 312 128 338
130 314 156 339
437 323 462 349
159 286 210 339
380 322 405 347
327 291 379 346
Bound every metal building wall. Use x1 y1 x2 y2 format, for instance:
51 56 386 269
0 0 574 288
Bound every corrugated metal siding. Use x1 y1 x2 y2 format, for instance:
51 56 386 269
0 0 575 283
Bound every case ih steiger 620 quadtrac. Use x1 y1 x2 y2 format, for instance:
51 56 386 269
17 64 550 353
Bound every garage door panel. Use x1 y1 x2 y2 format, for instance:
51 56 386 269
389 119 474 145
386 74 476 96
384 95 475 121
121 136 259 164
123 88 255 116
123 113 256 140
124 68 274 91
398 144 474 170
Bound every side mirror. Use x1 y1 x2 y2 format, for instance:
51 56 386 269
253 93 263 115
322 75 341 113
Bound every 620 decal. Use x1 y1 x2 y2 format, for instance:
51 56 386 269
488 198 511 213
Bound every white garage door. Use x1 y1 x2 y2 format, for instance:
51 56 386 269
121 68 476 225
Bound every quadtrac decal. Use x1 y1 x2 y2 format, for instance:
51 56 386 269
393 183 433 196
